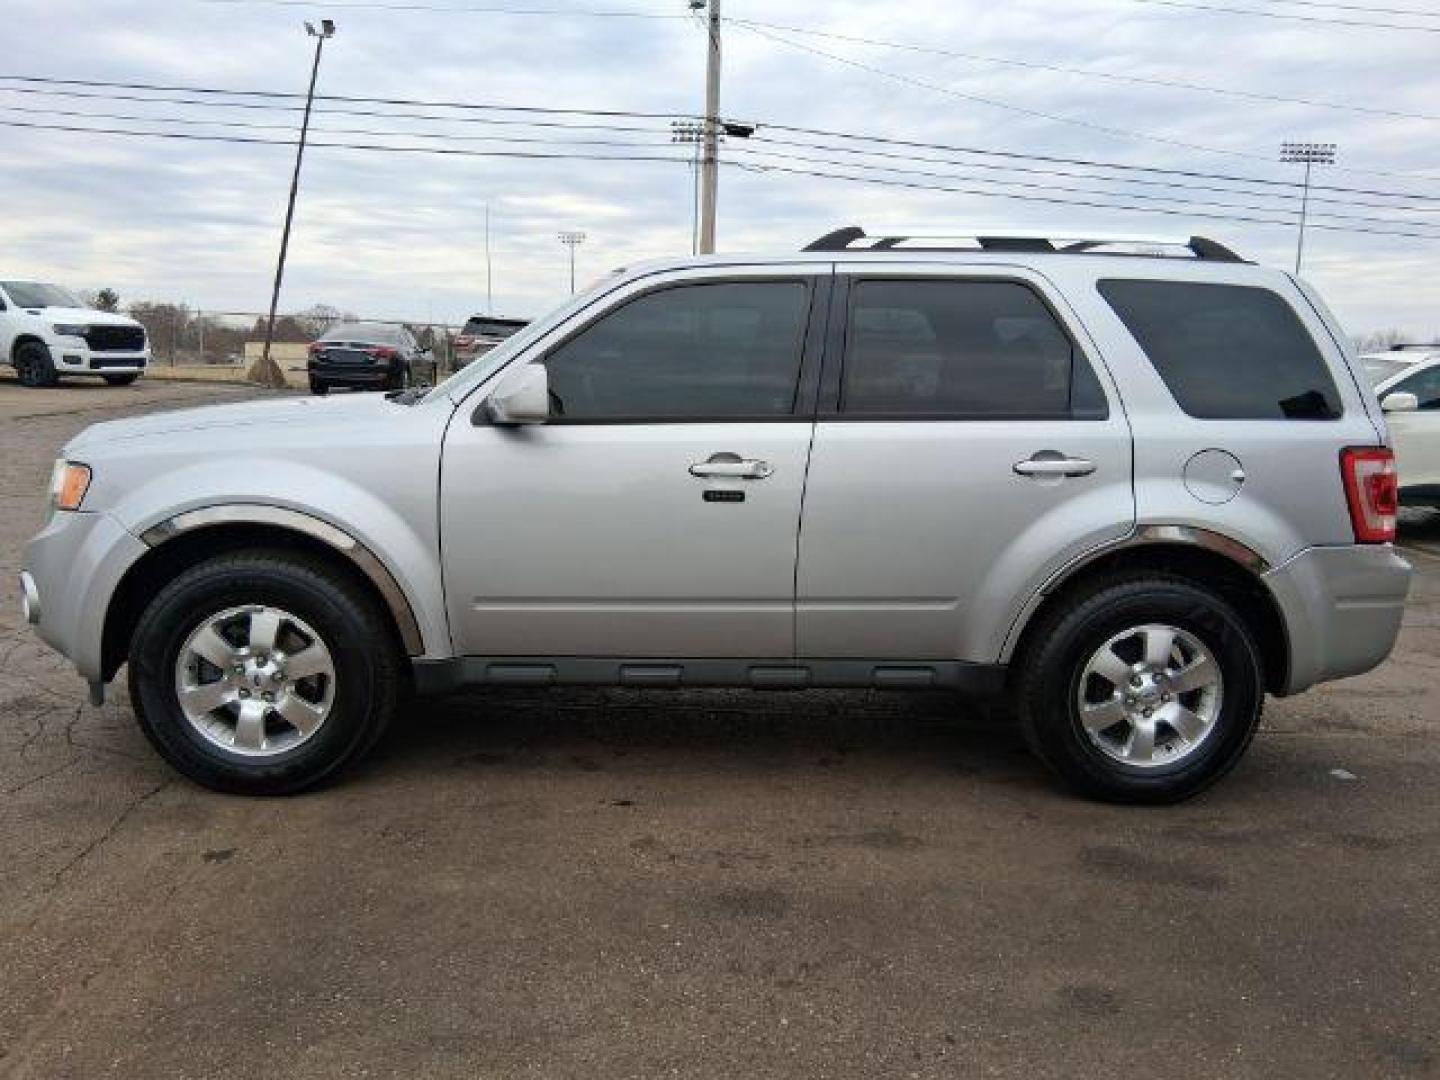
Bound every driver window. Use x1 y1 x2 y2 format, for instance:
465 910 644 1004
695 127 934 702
542 280 810 420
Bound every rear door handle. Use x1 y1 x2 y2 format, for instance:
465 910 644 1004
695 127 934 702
689 453 774 480
1013 454 1097 478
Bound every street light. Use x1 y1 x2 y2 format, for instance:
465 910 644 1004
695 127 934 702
248 18 336 388
558 231 586 294
1280 141 1336 276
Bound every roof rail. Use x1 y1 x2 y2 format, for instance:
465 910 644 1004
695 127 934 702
801 226 1245 263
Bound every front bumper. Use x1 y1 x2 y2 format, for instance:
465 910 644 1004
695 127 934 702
1264 544 1413 694
48 340 150 376
20 509 148 681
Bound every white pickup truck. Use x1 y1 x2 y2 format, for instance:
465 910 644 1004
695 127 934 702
1 279 149 387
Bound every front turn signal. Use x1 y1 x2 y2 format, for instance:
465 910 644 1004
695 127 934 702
50 461 92 511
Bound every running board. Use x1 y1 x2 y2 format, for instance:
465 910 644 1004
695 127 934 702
412 657 1006 697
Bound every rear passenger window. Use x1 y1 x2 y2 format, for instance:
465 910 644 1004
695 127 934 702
1099 280 1341 420
840 280 1107 419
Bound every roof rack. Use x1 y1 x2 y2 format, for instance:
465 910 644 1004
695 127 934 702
801 226 1245 263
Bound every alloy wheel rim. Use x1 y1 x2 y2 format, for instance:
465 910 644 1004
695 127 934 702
173 604 336 757
1075 623 1223 768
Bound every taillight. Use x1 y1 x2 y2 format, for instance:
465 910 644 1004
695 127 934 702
454 335 473 347
368 346 397 359
308 342 324 354
1340 447 1398 544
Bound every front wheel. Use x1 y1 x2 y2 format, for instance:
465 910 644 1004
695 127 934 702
128 551 403 794
14 341 59 387
1015 575 1263 804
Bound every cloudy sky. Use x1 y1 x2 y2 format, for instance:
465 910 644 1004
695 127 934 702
4 0 1440 336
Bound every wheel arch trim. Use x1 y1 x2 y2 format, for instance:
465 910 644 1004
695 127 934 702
999 524 1271 662
138 504 425 655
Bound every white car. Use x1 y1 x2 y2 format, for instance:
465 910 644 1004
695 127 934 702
1373 357 1440 507
1 280 150 388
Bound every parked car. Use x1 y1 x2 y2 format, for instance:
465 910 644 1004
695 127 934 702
453 315 528 368
1359 344 1438 387
1 280 149 387
20 227 1411 802
1371 357 1440 506
307 321 427 394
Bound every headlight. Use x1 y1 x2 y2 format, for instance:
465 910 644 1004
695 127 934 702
51 323 89 338
48 460 92 511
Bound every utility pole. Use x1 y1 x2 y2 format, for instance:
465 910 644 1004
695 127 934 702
1279 141 1336 276
696 0 721 254
248 18 336 388
558 231 586 294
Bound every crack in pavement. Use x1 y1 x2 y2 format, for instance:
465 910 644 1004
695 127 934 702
48 779 171 888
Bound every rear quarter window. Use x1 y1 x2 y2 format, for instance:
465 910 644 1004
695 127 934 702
1098 279 1341 420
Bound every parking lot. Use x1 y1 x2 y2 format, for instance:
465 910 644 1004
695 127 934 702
2 376 1438 1079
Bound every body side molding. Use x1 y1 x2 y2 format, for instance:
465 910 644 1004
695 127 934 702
139 504 424 655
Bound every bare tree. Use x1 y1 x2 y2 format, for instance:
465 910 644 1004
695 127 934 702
1352 328 1409 354
293 303 351 340
93 288 120 312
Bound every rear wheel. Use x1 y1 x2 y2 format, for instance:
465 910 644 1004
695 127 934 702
387 365 412 392
309 377 329 396
1015 575 1263 804
14 341 58 387
128 550 403 794
103 374 140 386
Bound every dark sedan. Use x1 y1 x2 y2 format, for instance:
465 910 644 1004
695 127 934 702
308 322 427 394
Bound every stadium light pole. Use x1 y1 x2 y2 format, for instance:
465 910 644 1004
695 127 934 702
1280 141 1336 277
558 231 586 294
249 18 336 388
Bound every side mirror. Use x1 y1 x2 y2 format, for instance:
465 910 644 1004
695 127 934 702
482 364 549 425
1382 391 1419 414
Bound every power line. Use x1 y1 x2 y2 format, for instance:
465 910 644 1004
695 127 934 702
1123 0 1440 32
0 103 670 151
726 15 1440 124
0 74 697 119
0 117 691 163
734 21 1277 165
736 21 1440 182
10 112 1440 242
749 133 1440 214
4 72 1437 201
721 158 1440 242
726 144 1440 232
1243 0 1438 15
0 84 673 134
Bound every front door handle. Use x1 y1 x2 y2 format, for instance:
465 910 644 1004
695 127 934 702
689 452 774 480
1013 453 1097 478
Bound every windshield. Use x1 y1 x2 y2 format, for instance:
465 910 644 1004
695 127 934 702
2 281 83 308
462 317 527 339
1363 357 1414 386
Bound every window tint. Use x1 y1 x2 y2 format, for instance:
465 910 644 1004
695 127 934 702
1394 365 1440 410
544 281 809 419
1099 280 1341 420
839 280 1105 418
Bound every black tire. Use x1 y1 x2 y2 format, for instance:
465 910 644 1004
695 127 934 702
309 377 329 396
13 341 58 388
1014 574 1263 804
103 374 140 386
387 364 411 392
127 550 403 795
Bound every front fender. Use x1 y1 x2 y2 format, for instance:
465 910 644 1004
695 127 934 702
107 459 449 659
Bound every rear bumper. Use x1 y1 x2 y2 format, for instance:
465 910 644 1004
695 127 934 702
1264 544 1412 694
308 361 396 384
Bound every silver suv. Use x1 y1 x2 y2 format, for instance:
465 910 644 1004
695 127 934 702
18 227 1412 802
